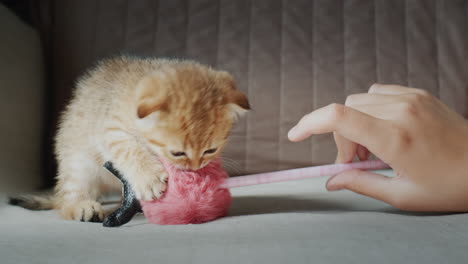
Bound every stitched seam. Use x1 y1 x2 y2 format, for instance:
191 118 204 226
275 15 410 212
277 0 284 171
405 0 409 86
184 0 190 56
91 0 100 60
152 0 159 54
310 0 314 164
122 0 129 51
374 0 379 82
343 0 347 95
436 0 441 98
311 0 316 164
466 0 468 117
245 0 253 172
215 0 221 67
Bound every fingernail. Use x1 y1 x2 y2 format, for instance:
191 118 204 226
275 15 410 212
288 126 298 140
326 183 343 191
326 176 343 191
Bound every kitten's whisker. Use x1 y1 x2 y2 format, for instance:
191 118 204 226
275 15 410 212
220 157 244 175
221 157 242 168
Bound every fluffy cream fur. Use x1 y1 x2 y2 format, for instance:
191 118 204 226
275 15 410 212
15 56 249 222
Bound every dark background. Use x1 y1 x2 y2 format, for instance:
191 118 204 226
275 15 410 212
2 0 56 188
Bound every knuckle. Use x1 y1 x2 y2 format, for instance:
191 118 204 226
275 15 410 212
394 127 413 152
337 170 362 190
406 93 426 105
297 114 310 125
345 171 362 189
389 196 412 211
328 103 346 122
401 101 418 117
415 88 431 97
345 94 357 106
368 83 382 93
400 93 429 118
388 196 404 209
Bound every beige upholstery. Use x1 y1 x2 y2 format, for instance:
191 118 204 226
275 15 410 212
1 2 468 264
39 0 468 177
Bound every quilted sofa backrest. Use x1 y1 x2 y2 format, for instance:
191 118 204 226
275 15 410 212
36 0 467 179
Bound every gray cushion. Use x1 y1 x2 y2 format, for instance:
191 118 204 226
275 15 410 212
2 170 468 264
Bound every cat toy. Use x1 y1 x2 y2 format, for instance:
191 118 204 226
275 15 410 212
102 159 389 227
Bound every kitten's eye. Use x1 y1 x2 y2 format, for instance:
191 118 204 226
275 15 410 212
203 148 217 155
171 151 186 157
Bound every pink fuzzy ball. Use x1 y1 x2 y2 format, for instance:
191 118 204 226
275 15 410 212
139 159 231 225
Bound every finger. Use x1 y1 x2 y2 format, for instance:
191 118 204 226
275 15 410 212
334 132 357 163
349 104 397 120
369 83 429 95
326 169 397 204
288 104 392 157
345 93 401 106
357 145 369 161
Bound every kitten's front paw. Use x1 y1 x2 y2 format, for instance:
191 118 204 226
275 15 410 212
132 172 167 201
60 200 104 222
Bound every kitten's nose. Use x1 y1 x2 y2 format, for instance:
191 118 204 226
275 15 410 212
190 159 202 170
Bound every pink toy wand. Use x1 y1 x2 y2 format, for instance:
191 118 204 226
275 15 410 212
103 159 389 227
220 159 390 189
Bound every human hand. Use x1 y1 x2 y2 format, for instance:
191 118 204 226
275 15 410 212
288 84 468 212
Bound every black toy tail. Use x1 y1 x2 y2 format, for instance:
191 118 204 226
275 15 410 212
103 161 142 227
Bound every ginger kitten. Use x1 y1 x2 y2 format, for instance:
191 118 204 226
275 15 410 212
10 56 249 222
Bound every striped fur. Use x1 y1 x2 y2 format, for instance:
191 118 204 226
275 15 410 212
11 56 249 222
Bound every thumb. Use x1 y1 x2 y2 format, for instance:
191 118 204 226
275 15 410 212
326 169 396 204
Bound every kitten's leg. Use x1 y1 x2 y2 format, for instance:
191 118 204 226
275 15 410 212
55 153 105 222
103 129 167 201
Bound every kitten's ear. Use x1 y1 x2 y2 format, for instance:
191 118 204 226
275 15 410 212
226 89 250 116
135 74 168 119
217 71 250 117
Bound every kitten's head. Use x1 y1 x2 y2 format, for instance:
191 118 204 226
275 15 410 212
134 61 249 170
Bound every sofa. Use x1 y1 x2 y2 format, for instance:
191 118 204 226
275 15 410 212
1 1 467 263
